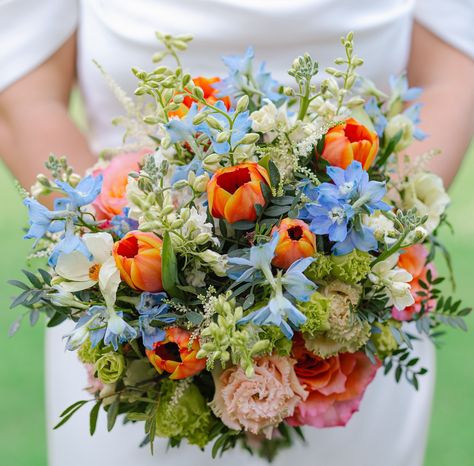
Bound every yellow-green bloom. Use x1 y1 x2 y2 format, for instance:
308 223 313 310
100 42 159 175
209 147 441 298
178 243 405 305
298 292 330 336
330 250 372 284
305 253 333 282
77 338 104 364
95 352 126 384
155 379 216 448
371 321 401 357
261 326 292 356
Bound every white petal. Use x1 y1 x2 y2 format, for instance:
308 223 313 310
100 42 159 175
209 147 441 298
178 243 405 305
55 251 92 281
83 232 114 264
99 256 121 308
58 280 97 292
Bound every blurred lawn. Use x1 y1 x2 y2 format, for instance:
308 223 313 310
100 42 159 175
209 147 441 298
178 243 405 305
0 137 472 465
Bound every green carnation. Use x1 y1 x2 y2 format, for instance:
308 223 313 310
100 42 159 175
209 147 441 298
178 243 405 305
77 338 103 364
298 292 330 336
95 352 126 384
155 379 216 448
305 253 333 282
371 321 401 357
261 326 292 356
330 250 372 284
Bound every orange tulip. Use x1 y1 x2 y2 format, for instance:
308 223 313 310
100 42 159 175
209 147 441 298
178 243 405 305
320 118 379 170
271 218 316 269
113 230 163 292
146 327 206 380
207 162 270 224
169 76 231 118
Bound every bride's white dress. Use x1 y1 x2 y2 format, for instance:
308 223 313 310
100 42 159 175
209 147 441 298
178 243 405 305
1 1 472 465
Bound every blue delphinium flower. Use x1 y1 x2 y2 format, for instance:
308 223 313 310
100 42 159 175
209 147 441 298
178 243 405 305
403 103 427 141
303 195 354 242
165 103 202 143
364 96 388 137
199 101 252 154
48 226 92 266
109 208 139 238
389 74 422 102
55 174 103 208
332 224 378 256
238 257 316 338
23 198 64 244
136 292 176 350
68 305 137 351
214 47 282 104
170 156 205 184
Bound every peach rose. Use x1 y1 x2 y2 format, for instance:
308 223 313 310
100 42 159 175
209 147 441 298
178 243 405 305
211 356 307 438
286 334 379 428
392 244 436 321
92 150 150 221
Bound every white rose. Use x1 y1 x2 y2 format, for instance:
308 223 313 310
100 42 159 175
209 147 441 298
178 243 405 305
403 172 450 233
250 102 278 133
198 250 228 276
384 114 414 152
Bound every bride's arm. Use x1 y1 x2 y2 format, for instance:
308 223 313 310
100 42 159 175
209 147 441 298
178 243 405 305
0 34 95 189
408 22 474 187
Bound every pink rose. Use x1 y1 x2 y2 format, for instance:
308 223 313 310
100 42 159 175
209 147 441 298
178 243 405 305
84 363 104 395
211 356 307 438
392 244 437 321
92 149 150 221
286 335 379 428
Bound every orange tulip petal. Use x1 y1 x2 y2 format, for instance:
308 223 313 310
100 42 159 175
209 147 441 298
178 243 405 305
224 181 265 223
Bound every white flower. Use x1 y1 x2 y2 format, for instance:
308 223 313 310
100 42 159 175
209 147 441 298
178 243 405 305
185 266 206 287
384 114 414 152
402 172 450 233
198 250 228 276
55 232 120 307
363 212 397 245
250 102 279 133
369 254 414 310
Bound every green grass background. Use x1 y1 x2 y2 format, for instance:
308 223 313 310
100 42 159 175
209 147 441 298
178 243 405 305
0 130 472 464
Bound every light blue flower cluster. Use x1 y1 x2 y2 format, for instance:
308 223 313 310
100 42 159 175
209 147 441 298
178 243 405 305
136 292 175 349
228 234 317 338
300 161 390 255
24 175 103 266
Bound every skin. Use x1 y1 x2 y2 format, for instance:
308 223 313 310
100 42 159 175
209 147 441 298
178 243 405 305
0 24 473 191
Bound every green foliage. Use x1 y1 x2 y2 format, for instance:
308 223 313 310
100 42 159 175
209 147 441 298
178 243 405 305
298 291 330 336
330 250 372 284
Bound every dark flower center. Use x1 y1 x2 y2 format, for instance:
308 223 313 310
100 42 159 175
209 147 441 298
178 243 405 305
117 235 139 258
155 342 182 362
217 167 252 194
288 225 303 241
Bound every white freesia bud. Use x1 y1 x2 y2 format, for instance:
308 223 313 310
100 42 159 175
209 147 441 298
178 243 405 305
194 233 211 245
216 131 230 143
173 179 188 190
206 116 224 131
236 95 249 113
384 114 415 152
237 133 260 145
193 173 210 193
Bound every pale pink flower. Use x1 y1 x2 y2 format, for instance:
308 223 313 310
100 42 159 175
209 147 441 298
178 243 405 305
211 356 307 438
84 363 104 395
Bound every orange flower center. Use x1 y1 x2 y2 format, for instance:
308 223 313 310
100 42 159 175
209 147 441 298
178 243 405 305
345 122 372 143
288 225 304 241
116 235 139 258
155 342 182 362
88 264 101 281
217 167 251 194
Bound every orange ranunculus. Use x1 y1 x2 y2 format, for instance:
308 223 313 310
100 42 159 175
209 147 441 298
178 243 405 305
170 76 231 118
271 218 316 269
92 150 150 221
146 327 206 380
392 244 436 321
207 162 270 224
320 118 379 170
113 230 163 292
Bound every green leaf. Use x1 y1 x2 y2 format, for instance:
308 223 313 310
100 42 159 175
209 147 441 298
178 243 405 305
29 309 40 326
107 398 120 432
8 317 22 337
59 400 89 418
9 290 30 309
231 220 256 231
264 204 290 217
89 400 102 436
54 400 89 430
47 311 68 328
185 311 204 325
395 365 402 383
8 280 30 291
161 232 185 299
22 269 42 289
38 268 52 285
268 160 281 188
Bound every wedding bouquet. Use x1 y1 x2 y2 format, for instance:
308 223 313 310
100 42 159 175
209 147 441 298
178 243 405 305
8 32 471 460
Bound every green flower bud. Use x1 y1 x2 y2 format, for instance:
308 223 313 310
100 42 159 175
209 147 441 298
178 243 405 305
298 292 330 336
330 250 372 284
371 321 401 358
305 253 333 282
77 338 103 364
236 95 250 113
95 353 126 385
